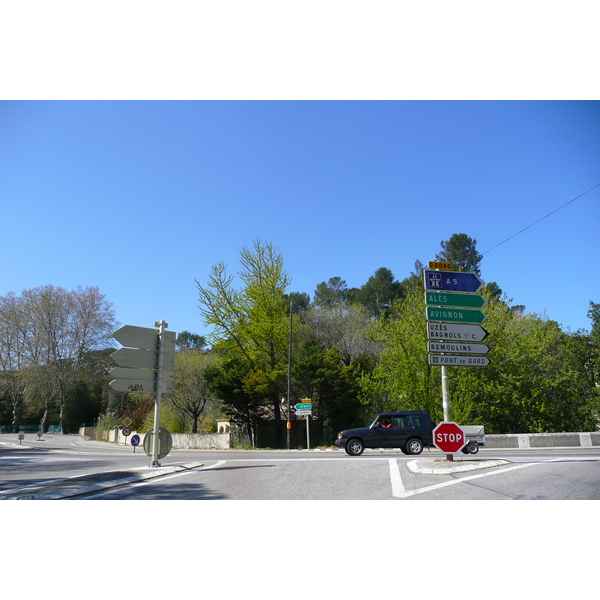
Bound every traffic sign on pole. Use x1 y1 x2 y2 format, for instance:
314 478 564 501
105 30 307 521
295 409 312 416
294 402 313 411
109 379 156 394
428 341 490 355
429 355 491 367
113 325 176 351
427 322 489 342
424 270 484 293
425 291 487 309
433 422 466 454
109 366 156 381
426 307 487 324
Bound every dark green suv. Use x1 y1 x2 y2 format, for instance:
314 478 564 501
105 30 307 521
335 410 435 456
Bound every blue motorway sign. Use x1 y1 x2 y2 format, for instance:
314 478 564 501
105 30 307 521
424 270 484 293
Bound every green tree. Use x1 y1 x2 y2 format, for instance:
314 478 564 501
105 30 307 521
176 331 207 351
196 240 291 446
352 267 404 319
313 277 348 308
166 349 219 433
436 233 483 275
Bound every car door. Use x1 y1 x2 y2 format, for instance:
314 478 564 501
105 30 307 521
390 415 415 448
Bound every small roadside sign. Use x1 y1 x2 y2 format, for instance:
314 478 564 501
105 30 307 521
122 427 132 437
295 409 312 416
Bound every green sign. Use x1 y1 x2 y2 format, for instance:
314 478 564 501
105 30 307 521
424 291 486 309
295 402 312 411
426 307 487 324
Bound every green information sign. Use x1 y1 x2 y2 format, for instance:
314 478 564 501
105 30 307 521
295 402 312 411
426 306 487 324
425 291 486 309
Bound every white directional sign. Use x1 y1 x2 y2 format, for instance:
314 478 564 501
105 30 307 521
110 324 176 397
109 379 157 394
427 322 488 342
428 354 491 367
113 325 176 351
109 366 156 381
428 341 490 355
295 409 312 416
110 348 175 370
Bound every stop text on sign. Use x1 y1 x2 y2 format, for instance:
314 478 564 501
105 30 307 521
435 431 463 443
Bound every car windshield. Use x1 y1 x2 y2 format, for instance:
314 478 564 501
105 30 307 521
369 415 387 428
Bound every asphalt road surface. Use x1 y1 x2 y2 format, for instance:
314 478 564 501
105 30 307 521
2 432 600 500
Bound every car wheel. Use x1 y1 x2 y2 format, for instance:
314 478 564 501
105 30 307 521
467 441 479 454
346 438 365 456
405 438 423 455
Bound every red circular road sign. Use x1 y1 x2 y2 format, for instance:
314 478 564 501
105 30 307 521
433 422 466 453
122 427 132 437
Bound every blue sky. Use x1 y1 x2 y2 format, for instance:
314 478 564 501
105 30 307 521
1 100 598 340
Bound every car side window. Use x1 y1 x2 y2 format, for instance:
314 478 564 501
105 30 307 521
393 416 413 428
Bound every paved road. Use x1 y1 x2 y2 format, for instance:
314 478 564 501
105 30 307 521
2 432 599 500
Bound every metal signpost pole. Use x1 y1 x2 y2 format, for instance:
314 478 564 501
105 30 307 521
287 302 292 449
151 320 167 467
306 415 310 450
441 365 452 461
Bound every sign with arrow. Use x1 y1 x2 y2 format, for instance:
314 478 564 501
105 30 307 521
295 402 312 411
428 354 491 367
425 291 487 309
426 307 487 324
424 270 484 293
428 341 490 355
113 325 176 351
427 322 488 342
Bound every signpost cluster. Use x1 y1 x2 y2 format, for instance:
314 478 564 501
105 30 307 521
109 321 176 466
294 399 312 449
425 262 491 459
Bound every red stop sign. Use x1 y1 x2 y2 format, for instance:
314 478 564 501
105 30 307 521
433 422 466 453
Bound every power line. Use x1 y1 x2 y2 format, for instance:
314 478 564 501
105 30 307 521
482 181 600 255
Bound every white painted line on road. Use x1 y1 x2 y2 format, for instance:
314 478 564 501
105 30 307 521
392 461 539 498
389 459 405 496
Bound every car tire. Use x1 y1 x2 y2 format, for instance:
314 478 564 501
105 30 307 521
346 438 365 456
405 438 423 455
467 441 479 454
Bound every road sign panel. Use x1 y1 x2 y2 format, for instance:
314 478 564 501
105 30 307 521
427 322 488 342
428 261 453 271
143 427 173 460
122 427 132 436
111 348 157 369
428 341 490 354
428 354 491 367
109 379 156 393
426 307 486 324
113 325 158 350
109 366 155 381
295 409 312 416
424 270 484 293
130 434 141 447
123 417 133 427
425 291 486 309
112 326 177 351
110 348 175 371
433 422 466 453
295 402 312 410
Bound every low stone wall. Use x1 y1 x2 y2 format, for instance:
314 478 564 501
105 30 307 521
486 431 600 448
84 427 230 449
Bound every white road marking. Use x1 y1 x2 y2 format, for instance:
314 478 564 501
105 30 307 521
392 461 539 498
389 458 405 496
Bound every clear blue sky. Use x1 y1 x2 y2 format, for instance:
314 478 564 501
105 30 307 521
1 101 599 339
